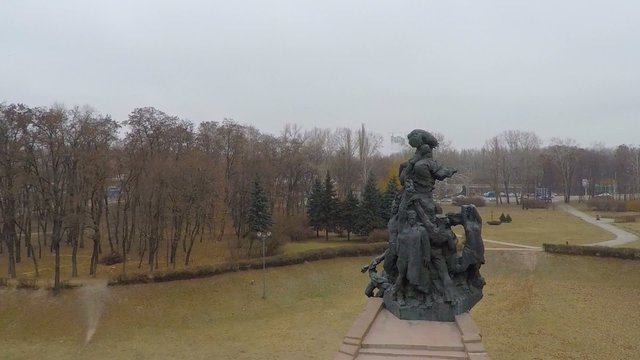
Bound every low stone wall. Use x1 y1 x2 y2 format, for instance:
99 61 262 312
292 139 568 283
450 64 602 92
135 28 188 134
108 242 387 286
543 243 640 260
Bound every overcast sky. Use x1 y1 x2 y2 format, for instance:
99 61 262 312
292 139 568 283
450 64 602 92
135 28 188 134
2 0 639 151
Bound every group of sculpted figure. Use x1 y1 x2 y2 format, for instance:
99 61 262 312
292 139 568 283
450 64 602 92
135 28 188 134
361 129 486 320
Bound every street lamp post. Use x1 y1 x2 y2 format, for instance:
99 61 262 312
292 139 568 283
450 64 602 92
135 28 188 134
257 231 271 299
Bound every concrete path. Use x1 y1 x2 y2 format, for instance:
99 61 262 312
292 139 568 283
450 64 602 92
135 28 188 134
478 202 638 250
483 239 541 250
556 203 638 246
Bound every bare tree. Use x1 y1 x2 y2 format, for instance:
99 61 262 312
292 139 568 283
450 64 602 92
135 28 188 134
0 104 31 278
27 105 70 292
482 136 503 205
547 138 582 203
357 124 382 188
502 130 542 205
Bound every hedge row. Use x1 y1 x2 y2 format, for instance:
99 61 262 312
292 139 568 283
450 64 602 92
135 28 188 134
452 196 486 207
108 242 388 286
543 243 640 260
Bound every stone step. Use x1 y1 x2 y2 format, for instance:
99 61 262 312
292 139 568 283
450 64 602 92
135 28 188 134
362 343 466 352
357 354 466 360
358 347 468 359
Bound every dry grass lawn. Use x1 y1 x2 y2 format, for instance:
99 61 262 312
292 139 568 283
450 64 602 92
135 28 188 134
441 203 615 247
2 252 640 360
612 222 640 248
0 203 619 284
570 202 640 248
0 235 366 283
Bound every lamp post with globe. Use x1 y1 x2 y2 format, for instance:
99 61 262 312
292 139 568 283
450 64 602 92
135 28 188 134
257 231 271 299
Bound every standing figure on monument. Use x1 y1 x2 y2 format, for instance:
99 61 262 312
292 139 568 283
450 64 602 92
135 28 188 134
382 193 402 283
393 210 430 305
399 130 457 233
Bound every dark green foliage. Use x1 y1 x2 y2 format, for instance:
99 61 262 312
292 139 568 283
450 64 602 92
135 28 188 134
505 214 512 223
381 176 399 223
247 177 273 234
319 172 340 239
499 213 507 223
357 175 385 236
307 178 323 237
340 190 359 240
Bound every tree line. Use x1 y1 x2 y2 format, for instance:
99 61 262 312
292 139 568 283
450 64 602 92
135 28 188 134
306 173 398 241
0 103 385 289
2 102 639 288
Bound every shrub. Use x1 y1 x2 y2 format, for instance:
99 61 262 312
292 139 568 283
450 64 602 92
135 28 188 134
265 236 285 256
452 196 486 207
486 220 501 226
587 197 625 212
543 243 640 260
366 229 389 243
108 272 152 286
108 242 389 287
499 213 507 223
99 252 124 266
625 200 640 212
153 270 198 283
16 278 38 290
273 214 314 242
285 226 315 242
614 215 637 223
505 214 512 223
523 199 548 209
45 281 79 290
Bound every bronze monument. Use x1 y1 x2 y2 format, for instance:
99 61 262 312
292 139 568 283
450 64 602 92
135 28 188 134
362 129 485 321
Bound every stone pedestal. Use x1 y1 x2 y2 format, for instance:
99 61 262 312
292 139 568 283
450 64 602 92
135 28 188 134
335 298 489 360
383 285 483 322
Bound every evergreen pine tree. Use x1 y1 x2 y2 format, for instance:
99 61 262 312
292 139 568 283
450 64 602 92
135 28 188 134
320 172 339 240
357 175 384 236
381 176 399 223
247 177 273 233
340 190 359 241
307 178 323 237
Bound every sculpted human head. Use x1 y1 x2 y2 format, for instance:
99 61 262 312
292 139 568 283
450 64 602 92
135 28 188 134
391 193 401 215
407 129 439 149
407 210 417 225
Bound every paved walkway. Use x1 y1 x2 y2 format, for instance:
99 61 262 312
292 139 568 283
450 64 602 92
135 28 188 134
480 202 638 250
484 239 541 251
556 203 638 246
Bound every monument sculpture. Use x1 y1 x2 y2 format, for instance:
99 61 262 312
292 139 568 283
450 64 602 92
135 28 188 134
361 129 486 321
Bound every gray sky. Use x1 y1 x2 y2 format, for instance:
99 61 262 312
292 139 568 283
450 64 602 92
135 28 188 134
2 0 639 151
